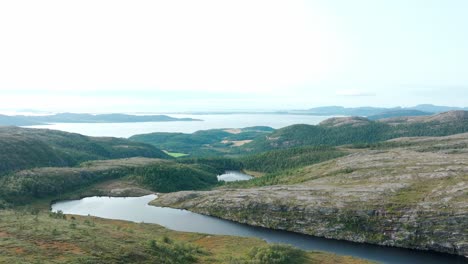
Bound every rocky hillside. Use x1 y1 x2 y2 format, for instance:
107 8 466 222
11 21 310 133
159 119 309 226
380 110 468 125
153 133 468 257
318 116 371 127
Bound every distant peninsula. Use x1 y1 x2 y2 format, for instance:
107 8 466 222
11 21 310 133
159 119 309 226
166 104 468 118
0 113 201 126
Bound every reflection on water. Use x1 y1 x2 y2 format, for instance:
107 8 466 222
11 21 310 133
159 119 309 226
51 195 467 264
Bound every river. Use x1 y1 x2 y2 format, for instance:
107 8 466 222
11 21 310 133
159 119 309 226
51 195 466 264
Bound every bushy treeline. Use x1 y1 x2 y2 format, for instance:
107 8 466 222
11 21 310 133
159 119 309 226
229 244 308 264
0 127 170 176
129 127 273 156
243 119 468 153
0 158 219 206
147 236 206 264
0 164 134 205
240 146 346 173
129 130 232 155
178 157 243 174
131 163 218 193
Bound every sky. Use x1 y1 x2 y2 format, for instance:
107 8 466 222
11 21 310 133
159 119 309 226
0 0 467 113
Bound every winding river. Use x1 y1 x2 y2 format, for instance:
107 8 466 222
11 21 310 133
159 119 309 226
51 195 466 264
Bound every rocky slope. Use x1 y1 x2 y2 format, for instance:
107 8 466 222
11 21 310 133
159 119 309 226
380 110 468 125
153 133 468 257
319 116 371 127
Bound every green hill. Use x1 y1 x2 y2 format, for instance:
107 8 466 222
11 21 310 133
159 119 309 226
243 111 468 153
130 127 274 156
0 157 218 206
0 126 170 175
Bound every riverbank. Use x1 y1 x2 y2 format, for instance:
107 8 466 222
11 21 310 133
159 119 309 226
1 210 372 263
51 194 467 264
0 195 373 264
0 174 376 264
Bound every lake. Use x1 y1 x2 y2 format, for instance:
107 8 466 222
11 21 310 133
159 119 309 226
24 114 333 137
51 195 467 264
217 171 254 182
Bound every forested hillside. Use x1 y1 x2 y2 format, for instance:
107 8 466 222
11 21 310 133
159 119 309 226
0 126 170 175
240 146 346 173
243 111 468 152
0 158 219 207
130 126 274 156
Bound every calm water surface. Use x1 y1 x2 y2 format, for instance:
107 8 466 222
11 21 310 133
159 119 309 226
24 114 333 137
51 195 467 264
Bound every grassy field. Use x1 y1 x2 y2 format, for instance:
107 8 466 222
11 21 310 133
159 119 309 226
164 150 189 158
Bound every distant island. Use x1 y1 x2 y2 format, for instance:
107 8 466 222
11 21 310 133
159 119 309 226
163 104 468 118
0 113 201 126
2 104 467 127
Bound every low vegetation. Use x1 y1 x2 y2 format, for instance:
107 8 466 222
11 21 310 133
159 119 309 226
0 210 373 263
228 244 309 264
178 157 243 174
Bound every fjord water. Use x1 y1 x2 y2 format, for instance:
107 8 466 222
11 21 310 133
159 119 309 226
51 195 466 264
25 114 333 137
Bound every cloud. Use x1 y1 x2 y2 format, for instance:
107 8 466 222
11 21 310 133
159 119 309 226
336 89 376 97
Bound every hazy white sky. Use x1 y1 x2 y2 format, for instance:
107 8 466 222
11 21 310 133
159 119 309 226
0 0 467 112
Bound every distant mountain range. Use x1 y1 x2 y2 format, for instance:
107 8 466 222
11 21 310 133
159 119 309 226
167 104 468 118
1 104 467 126
0 113 201 126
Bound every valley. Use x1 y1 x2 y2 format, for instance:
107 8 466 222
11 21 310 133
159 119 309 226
0 110 467 263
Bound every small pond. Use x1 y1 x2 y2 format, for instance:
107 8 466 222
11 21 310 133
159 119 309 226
217 171 254 182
